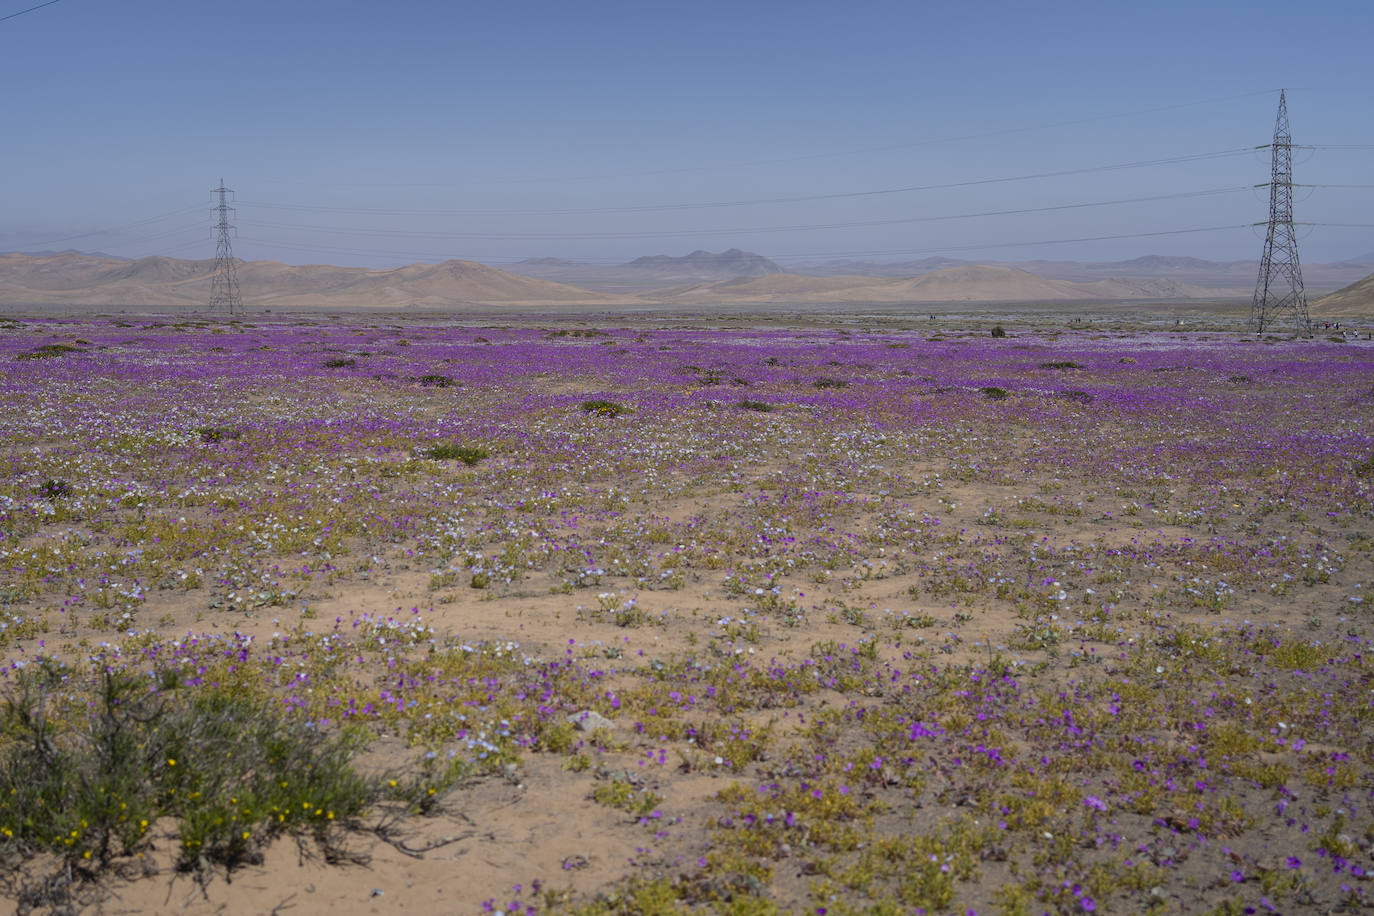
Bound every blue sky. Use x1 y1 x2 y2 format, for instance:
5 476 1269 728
1 0 1370 267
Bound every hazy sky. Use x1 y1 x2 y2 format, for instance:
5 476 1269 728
2 0 1371 267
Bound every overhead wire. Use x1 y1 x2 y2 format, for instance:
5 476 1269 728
236 147 1258 218
0 0 61 24
237 186 1255 242
6 86 1365 265
275 89 1282 186
13 206 206 250
235 223 1261 267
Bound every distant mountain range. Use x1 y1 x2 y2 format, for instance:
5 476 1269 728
0 249 1370 314
785 253 1373 291
505 249 1373 296
0 252 637 308
512 249 784 293
651 265 1243 305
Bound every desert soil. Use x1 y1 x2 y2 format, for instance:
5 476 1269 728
0 306 1370 915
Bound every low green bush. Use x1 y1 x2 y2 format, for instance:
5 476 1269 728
36 479 71 499
581 399 626 417
426 443 489 465
15 344 83 360
0 670 371 874
194 426 241 443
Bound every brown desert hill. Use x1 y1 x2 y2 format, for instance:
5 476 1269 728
1312 271 1374 320
0 251 1260 309
0 252 204 293
873 264 1098 302
245 259 639 308
111 255 214 284
1079 276 1249 299
655 266 1095 304
657 273 886 303
562 264 1234 305
0 253 637 308
0 253 209 305
381 259 617 302
508 249 786 293
844 265 1241 302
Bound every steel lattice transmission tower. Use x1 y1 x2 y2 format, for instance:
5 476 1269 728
208 179 243 316
1250 90 1311 336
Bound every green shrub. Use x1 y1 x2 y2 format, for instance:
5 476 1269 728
738 400 773 412
812 377 848 389
1039 361 1082 370
322 358 356 368
990 326 1007 338
16 344 83 360
980 386 1009 400
416 374 456 388
581 399 626 417
426 443 489 466
194 426 241 443
0 670 371 873
37 479 71 499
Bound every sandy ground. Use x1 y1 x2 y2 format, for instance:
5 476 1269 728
1 307 1370 915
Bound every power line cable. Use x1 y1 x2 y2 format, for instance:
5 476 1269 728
766 223 1373 262
0 0 61 24
239 147 1257 218
237 186 1255 242
262 89 1281 187
236 223 1258 266
771 225 1256 258
11 206 205 249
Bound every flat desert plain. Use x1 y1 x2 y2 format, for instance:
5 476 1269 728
0 312 1371 915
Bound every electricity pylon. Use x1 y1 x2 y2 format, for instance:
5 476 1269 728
208 179 243 316
1250 91 1311 337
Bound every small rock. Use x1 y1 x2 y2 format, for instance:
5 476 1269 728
568 710 616 732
